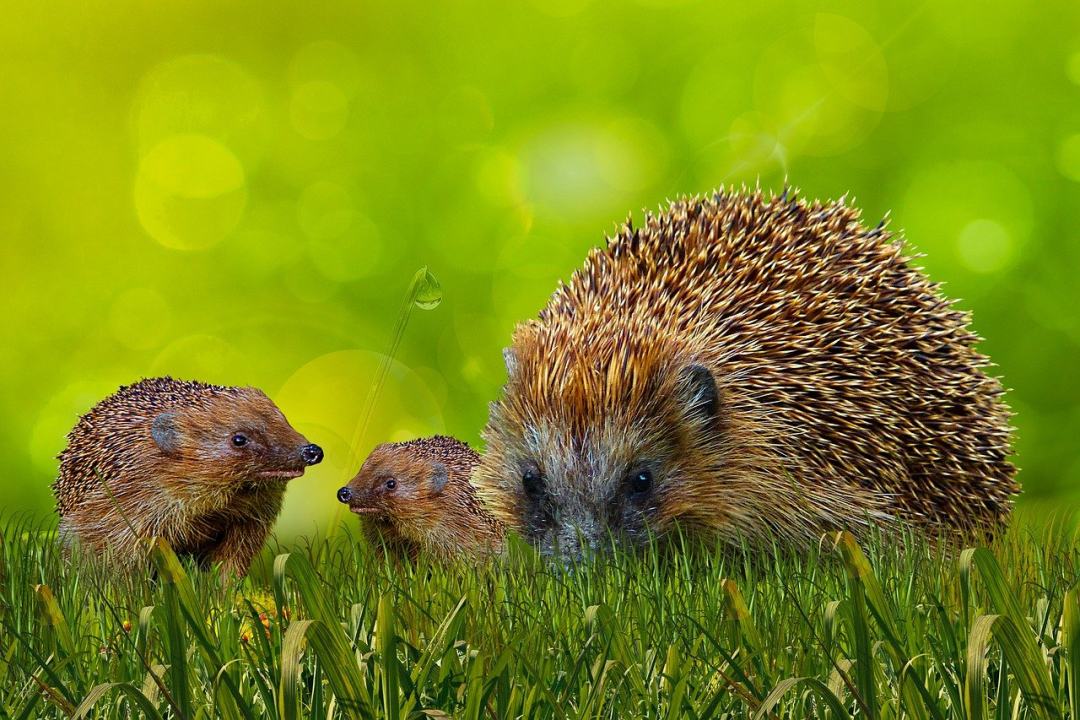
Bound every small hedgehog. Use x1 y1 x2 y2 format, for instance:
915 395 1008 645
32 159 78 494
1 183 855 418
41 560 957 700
475 188 1018 557
336 436 504 560
55 377 323 575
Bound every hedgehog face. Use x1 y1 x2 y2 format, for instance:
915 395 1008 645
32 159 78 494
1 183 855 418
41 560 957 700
483 344 724 558
338 443 449 528
509 423 671 556
149 388 322 487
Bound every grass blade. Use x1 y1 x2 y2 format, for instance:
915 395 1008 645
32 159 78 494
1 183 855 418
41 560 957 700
33 585 75 659
275 552 374 718
1063 587 1080 718
966 614 1060 720
73 682 166 720
375 594 400 720
753 676 851 719
150 538 251 720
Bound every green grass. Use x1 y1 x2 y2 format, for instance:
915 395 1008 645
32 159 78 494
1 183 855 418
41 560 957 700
1 517 1079 719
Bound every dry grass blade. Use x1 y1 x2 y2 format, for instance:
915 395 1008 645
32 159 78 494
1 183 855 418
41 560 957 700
72 683 165 720
32 585 75 659
753 676 852 719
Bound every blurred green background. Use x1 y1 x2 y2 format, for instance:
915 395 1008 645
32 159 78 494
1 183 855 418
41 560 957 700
3 0 1078 534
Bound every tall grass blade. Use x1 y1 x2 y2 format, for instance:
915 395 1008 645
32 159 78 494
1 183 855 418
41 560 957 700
274 552 373 718
32 585 75 660
835 532 940 720
966 614 1060 720
753 676 851 719
375 594 400 720
72 682 165 720
834 533 878 718
1063 587 1080 718
150 538 250 720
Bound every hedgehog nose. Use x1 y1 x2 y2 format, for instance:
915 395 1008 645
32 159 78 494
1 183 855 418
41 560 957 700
337 486 352 503
301 444 323 465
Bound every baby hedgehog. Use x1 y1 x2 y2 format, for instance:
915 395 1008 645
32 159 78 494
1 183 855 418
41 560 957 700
476 188 1018 557
54 377 323 575
337 436 504 560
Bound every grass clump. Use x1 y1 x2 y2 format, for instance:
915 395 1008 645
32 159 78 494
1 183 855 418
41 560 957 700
0 517 1078 718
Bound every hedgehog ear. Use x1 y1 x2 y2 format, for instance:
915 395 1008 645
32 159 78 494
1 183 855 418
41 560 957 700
151 412 182 456
430 462 449 494
503 347 518 377
678 364 720 424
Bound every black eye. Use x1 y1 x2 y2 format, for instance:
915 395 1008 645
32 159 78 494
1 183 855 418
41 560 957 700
231 433 248 448
521 464 542 496
629 468 652 496
385 479 397 490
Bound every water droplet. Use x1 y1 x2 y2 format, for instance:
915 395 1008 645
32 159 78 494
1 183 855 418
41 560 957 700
412 267 443 310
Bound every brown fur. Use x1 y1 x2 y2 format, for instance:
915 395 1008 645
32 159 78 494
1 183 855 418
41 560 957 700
476 188 1018 557
54 377 322 575
340 436 503 561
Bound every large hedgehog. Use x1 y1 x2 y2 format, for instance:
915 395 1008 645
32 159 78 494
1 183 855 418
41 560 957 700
54 377 323 575
475 188 1017 557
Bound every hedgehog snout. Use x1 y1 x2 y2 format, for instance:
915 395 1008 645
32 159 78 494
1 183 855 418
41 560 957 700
550 516 602 559
336 486 352 503
301 444 323 465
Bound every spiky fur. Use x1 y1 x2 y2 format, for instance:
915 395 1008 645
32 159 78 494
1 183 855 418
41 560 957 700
54 377 319 575
342 436 504 561
476 188 1018 556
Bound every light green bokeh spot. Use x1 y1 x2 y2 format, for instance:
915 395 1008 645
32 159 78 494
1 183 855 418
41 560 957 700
1056 134 1080 182
519 116 664 219
726 112 788 178
108 287 171 351
298 181 355 240
305 209 382 283
150 334 247 381
474 148 523 207
306 230 383 283
134 134 247 250
290 81 349 140
902 161 1032 274
814 13 889 112
133 54 264 164
289 41 363 97
1068 52 1080 86
284 257 341 303
437 85 496 139
956 219 1014 274
755 32 881 157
